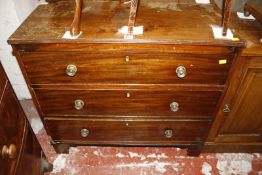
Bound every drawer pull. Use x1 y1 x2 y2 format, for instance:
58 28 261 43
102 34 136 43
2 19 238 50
80 128 89 138
66 64 77 76
170 102 179 112
165 129 173 138
74 99 84 110
223 104 230 113
1 144 17 159
176 66 187 78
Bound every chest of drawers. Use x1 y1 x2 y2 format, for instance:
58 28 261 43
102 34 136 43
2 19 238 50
8 0 244 156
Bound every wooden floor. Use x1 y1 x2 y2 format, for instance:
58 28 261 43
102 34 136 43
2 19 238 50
20 100 262 175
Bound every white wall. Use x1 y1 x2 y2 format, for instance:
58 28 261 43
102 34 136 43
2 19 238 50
0 0 40 99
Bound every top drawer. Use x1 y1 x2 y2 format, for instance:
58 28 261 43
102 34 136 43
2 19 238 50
21 52 233 85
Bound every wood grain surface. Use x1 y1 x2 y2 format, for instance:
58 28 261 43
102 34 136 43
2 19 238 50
35 89 221 118
8 0 244 46
21 52 233 85
45 118 210 144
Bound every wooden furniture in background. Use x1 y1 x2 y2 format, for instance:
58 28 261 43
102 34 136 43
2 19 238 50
204 13 262 152
8 0 245 156
0 63 52 175
244 0 262 24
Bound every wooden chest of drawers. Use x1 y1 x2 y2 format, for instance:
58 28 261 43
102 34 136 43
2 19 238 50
8 1 244 155
0 63 52 175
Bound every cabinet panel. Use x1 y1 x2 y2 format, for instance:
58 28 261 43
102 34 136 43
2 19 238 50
0 85 26 175
211 57 262 144
16 126 46 175
220 67 262 134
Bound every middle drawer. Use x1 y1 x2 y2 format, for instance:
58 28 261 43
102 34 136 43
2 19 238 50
34 89 221 119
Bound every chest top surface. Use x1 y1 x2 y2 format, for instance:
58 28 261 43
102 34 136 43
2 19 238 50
8 0 244 47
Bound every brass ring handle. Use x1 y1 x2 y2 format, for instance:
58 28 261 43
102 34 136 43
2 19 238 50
165 129 173 138
170 102 179 112
176 66 187 78
66 64 77 77
1 144 17 159
74 99 84 110
80 128 89 138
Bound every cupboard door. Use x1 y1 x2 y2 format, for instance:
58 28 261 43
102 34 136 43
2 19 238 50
216 57 262 142
0 85 26 175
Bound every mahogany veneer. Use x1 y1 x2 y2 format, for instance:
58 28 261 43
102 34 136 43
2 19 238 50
21 52 234 85
8 0 245 156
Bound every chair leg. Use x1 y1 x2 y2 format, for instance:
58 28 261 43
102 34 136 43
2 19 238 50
127 0 139 37
70 0 83 37
221 0 232 36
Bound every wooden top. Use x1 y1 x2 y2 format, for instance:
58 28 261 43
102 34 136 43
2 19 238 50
8 0 244 46
230 13 262 56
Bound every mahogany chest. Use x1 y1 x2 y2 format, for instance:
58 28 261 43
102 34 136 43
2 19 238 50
8 0 245 155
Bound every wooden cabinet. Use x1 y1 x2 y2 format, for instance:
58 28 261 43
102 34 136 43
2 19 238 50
8 0 245 156
0 63 52 175
218 57 262 140
205 14 262 152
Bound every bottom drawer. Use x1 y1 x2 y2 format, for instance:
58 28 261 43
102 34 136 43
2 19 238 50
45 118 210 145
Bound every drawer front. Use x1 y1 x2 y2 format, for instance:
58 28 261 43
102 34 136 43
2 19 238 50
45 118 210 144
21 52 233 85
0 84 26 175
35 89 221 118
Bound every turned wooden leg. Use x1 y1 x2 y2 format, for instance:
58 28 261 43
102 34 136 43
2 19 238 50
222 0 232 36
53 143 71 154
127 0 139 36
187 145 202 157
70 0 82 37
